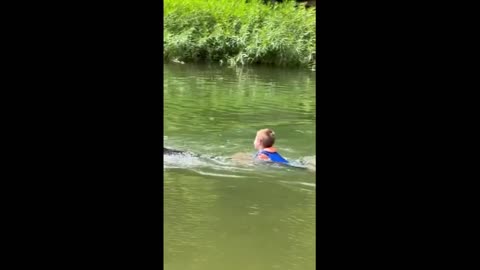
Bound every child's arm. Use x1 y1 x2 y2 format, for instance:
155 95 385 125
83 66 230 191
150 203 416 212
231 152 253 165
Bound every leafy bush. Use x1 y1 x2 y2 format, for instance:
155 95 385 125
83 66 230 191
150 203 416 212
164 0 316 68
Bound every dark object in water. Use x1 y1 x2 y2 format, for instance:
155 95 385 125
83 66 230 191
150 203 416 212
164 147 206 159
164 147 186 155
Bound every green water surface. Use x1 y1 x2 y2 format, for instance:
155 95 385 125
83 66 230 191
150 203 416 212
164 63 316 270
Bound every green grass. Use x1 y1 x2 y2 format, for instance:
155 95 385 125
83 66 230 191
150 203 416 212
164 0 316 69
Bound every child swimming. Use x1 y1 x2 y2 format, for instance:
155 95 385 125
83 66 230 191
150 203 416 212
165 129 289 164
253 128 289 164
165 128 314 169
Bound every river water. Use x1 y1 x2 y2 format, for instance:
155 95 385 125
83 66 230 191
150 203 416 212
164 63 316 270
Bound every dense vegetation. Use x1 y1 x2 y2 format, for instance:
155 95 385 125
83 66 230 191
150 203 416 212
164 0 316 69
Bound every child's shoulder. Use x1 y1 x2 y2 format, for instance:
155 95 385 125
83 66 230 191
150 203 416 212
256 152 270 161
255 149 289 164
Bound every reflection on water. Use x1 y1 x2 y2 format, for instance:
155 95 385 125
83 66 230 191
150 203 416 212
164 63 315 270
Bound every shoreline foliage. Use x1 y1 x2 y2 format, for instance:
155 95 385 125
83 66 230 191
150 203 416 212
164 0 316 68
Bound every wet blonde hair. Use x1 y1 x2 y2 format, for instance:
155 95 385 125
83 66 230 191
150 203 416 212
256 128 276 148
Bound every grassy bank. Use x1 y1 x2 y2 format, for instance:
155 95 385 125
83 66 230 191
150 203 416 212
164 0 316 68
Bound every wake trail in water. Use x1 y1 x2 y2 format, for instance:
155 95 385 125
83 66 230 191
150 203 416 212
191 170 247 178
163 150 257 178
280 181 316 187
164 151 315 175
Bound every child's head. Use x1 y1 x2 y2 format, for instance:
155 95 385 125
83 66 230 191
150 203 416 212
254 128 276 150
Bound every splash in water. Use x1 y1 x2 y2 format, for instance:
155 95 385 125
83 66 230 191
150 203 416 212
164 147 315 173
